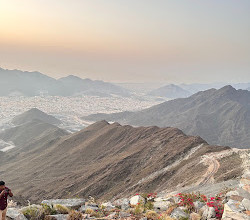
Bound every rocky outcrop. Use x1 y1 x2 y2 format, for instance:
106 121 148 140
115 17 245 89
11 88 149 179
6 171 250 220
6 208 27 220
41 199 85 209
222 172 250 219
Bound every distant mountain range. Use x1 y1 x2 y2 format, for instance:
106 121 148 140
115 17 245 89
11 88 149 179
0 120 242 203
146 83 250 98
148 84 192 98
0 68 131 97
1 67 250 99
179 82 250 94
117 82 250 99
83 85 250 149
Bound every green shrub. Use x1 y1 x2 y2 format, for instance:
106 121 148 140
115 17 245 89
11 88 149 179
54 204 70 214
91 211 104 218
144 201 154 210
44 216 57 220
145 210 159 219
42 204 57 215
85 208 95 215
67 210 83 220
134 203 144 215
22 206 45 220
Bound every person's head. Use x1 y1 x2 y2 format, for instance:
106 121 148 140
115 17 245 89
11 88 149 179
0 181 5 190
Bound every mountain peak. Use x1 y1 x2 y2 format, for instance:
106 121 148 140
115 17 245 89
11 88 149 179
148 84 191 98
59 75 83 81
28 108 44 113
12 108 61 126
218 85 237 92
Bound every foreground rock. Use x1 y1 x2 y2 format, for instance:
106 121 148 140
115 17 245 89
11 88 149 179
41 199 85 209
222 171 250 219
45 214 68 220
6 208 27 220
153 197 171 211
170 207 189 219
7 170 250 219
129 195 145 206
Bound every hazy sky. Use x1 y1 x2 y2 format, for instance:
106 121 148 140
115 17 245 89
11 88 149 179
0 0 250 83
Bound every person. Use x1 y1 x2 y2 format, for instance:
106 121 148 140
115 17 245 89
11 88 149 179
0 181 13 220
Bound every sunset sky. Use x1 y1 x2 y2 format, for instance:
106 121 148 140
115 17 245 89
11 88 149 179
0 0 250 83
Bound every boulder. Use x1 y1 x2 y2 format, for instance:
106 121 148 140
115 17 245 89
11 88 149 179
222 203 249 220
170 207 189 219
242 185 250 194
240 178 250 186
101 202 115 210
153 200 171 211
45 214 68 220
230 195 244 202
226 190 239 198
242 198 250 211
190 212 202 220
227 199 246 212
6 208 27 220
202 206 216 219
106 212 117 219
237 188 250 200
242 172 250 179
130 195 145 206
239 172 250 194
113 198 130 210
172 196 181 204
119 211 131 218
79 204 99 213
41 199 85 209
193 201 205 210
121 199 130 210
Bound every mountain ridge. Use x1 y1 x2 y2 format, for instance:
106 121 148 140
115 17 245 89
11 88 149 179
0 68 131 97
0 121 243 203
83 86 250 148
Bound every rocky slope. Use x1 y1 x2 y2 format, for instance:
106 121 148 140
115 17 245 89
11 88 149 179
83 86 250 149
6 166 250 220
0 121 245 204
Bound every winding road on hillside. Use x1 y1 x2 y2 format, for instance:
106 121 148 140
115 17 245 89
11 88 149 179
199 156 220 186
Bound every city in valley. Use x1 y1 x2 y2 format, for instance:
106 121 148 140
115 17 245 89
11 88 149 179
0 95 163 132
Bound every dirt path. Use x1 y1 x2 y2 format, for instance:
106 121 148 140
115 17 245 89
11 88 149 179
199 155 220 186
